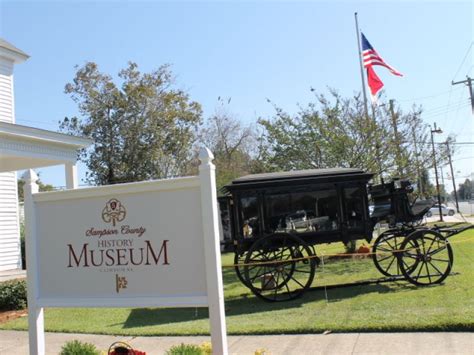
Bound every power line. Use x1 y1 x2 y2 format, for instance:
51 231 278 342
397 87 463 103
445 41 474 132
452 41 474 81
453 107 474 135
452 76 474 115
423 104 470 119
422 102 471 120
447 85 470 133
452 156 474 162
443 82 456 133
421 99 469 115
447 145 474 150
398 141 474 146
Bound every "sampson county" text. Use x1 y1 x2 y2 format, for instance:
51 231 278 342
85 225 146 238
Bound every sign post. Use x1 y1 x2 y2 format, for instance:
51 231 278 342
199 147 228 354
23 170 45 355
24 148 228 355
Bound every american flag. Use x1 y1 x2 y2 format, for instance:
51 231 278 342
361 32 403 97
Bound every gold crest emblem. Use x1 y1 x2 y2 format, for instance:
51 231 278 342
102 198 126 226
116 274 128 293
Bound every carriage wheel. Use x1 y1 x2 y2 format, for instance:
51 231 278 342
399 230 453 286
243 233 316 302
234 251 249 287
372 230 408 277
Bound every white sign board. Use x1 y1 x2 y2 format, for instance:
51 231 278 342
24 148 227 355
35 178 207 307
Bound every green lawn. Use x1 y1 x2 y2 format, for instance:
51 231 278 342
1 230 473 335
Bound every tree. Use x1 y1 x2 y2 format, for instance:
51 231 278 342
256 89 451 187
385 104 455 197
457 179 472 200
60 62 202 185
419 168 436 198
198 98 257 191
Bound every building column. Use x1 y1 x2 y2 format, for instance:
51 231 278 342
65 162 78 189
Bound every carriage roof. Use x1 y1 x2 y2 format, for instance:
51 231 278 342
224 168 373 192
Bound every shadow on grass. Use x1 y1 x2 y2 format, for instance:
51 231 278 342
320 283 395 302
321 257 373 275
222 265 240 285
122 282 399 329
122 258 461 330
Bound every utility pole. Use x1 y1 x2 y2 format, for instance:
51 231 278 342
452 76 474 115
412 126 422 195
430 123 443 222
389 99 403 177
446 140 460 212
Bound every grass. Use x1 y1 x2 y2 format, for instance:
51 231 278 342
1 230 473 335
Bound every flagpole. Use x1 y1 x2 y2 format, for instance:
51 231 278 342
354 12 369 118
355 12 383 184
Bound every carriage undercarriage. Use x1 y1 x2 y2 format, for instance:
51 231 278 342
233 224 473 302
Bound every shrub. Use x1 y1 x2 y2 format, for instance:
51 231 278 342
60 340 100 355
0 279 27 310
20 223 26 269
199 342 212 354
165 343 265 355
165 343 203 355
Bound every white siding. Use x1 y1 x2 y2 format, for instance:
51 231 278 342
0 171 21 271
0 57 21 270
0 59 14 123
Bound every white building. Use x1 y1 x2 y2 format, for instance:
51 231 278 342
0 38 91 271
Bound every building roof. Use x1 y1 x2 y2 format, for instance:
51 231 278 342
0 121 91 148
0 121 92 173
0 38 29 63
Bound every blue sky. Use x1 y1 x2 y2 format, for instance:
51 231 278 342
1 1 473 190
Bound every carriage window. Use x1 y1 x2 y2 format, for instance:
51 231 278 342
265 190 339 234
218 199 232 242
345 187 365 229
240 196 259 238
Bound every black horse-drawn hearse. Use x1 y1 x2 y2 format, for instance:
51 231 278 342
219 168 471 302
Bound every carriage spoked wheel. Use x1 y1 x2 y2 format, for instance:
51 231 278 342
372 230 411 277
234 251 249 287
399 230 453 286
243 233 316 302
